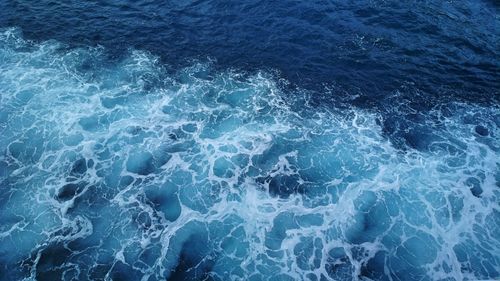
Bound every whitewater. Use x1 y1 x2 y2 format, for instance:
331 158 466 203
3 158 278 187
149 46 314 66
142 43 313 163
0 28 498 281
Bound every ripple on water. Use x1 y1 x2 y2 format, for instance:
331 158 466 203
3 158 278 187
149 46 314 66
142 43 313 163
0 28 498 281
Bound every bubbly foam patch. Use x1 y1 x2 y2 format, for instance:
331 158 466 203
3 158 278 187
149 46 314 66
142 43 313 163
0 28 499 281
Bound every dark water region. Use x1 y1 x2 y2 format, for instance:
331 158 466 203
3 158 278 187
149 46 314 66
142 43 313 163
1 0 498 103
0 1 499 281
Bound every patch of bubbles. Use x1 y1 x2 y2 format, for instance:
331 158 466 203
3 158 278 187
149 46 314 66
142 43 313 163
0 28 498 281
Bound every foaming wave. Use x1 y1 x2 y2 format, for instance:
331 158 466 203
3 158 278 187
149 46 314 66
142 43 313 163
0 28 498 281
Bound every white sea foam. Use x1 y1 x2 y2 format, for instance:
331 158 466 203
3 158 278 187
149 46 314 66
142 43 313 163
0 28 498 281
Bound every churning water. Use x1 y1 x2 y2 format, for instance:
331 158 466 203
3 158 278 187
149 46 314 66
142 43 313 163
0 1 499 280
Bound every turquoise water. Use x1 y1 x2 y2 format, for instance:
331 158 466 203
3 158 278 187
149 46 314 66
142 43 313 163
0 28 498 280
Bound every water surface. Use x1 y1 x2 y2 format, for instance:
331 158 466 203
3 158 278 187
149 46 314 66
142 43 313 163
0 1 499 280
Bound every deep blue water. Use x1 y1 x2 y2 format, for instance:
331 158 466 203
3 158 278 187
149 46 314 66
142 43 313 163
0 1 499 280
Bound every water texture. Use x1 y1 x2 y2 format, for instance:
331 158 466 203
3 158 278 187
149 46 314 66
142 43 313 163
0 1 499 281
1 0 498 101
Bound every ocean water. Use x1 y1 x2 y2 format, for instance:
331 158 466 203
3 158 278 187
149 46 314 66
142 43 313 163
0 1 499 281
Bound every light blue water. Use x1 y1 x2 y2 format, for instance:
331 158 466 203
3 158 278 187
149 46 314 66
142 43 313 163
0 28 499 280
